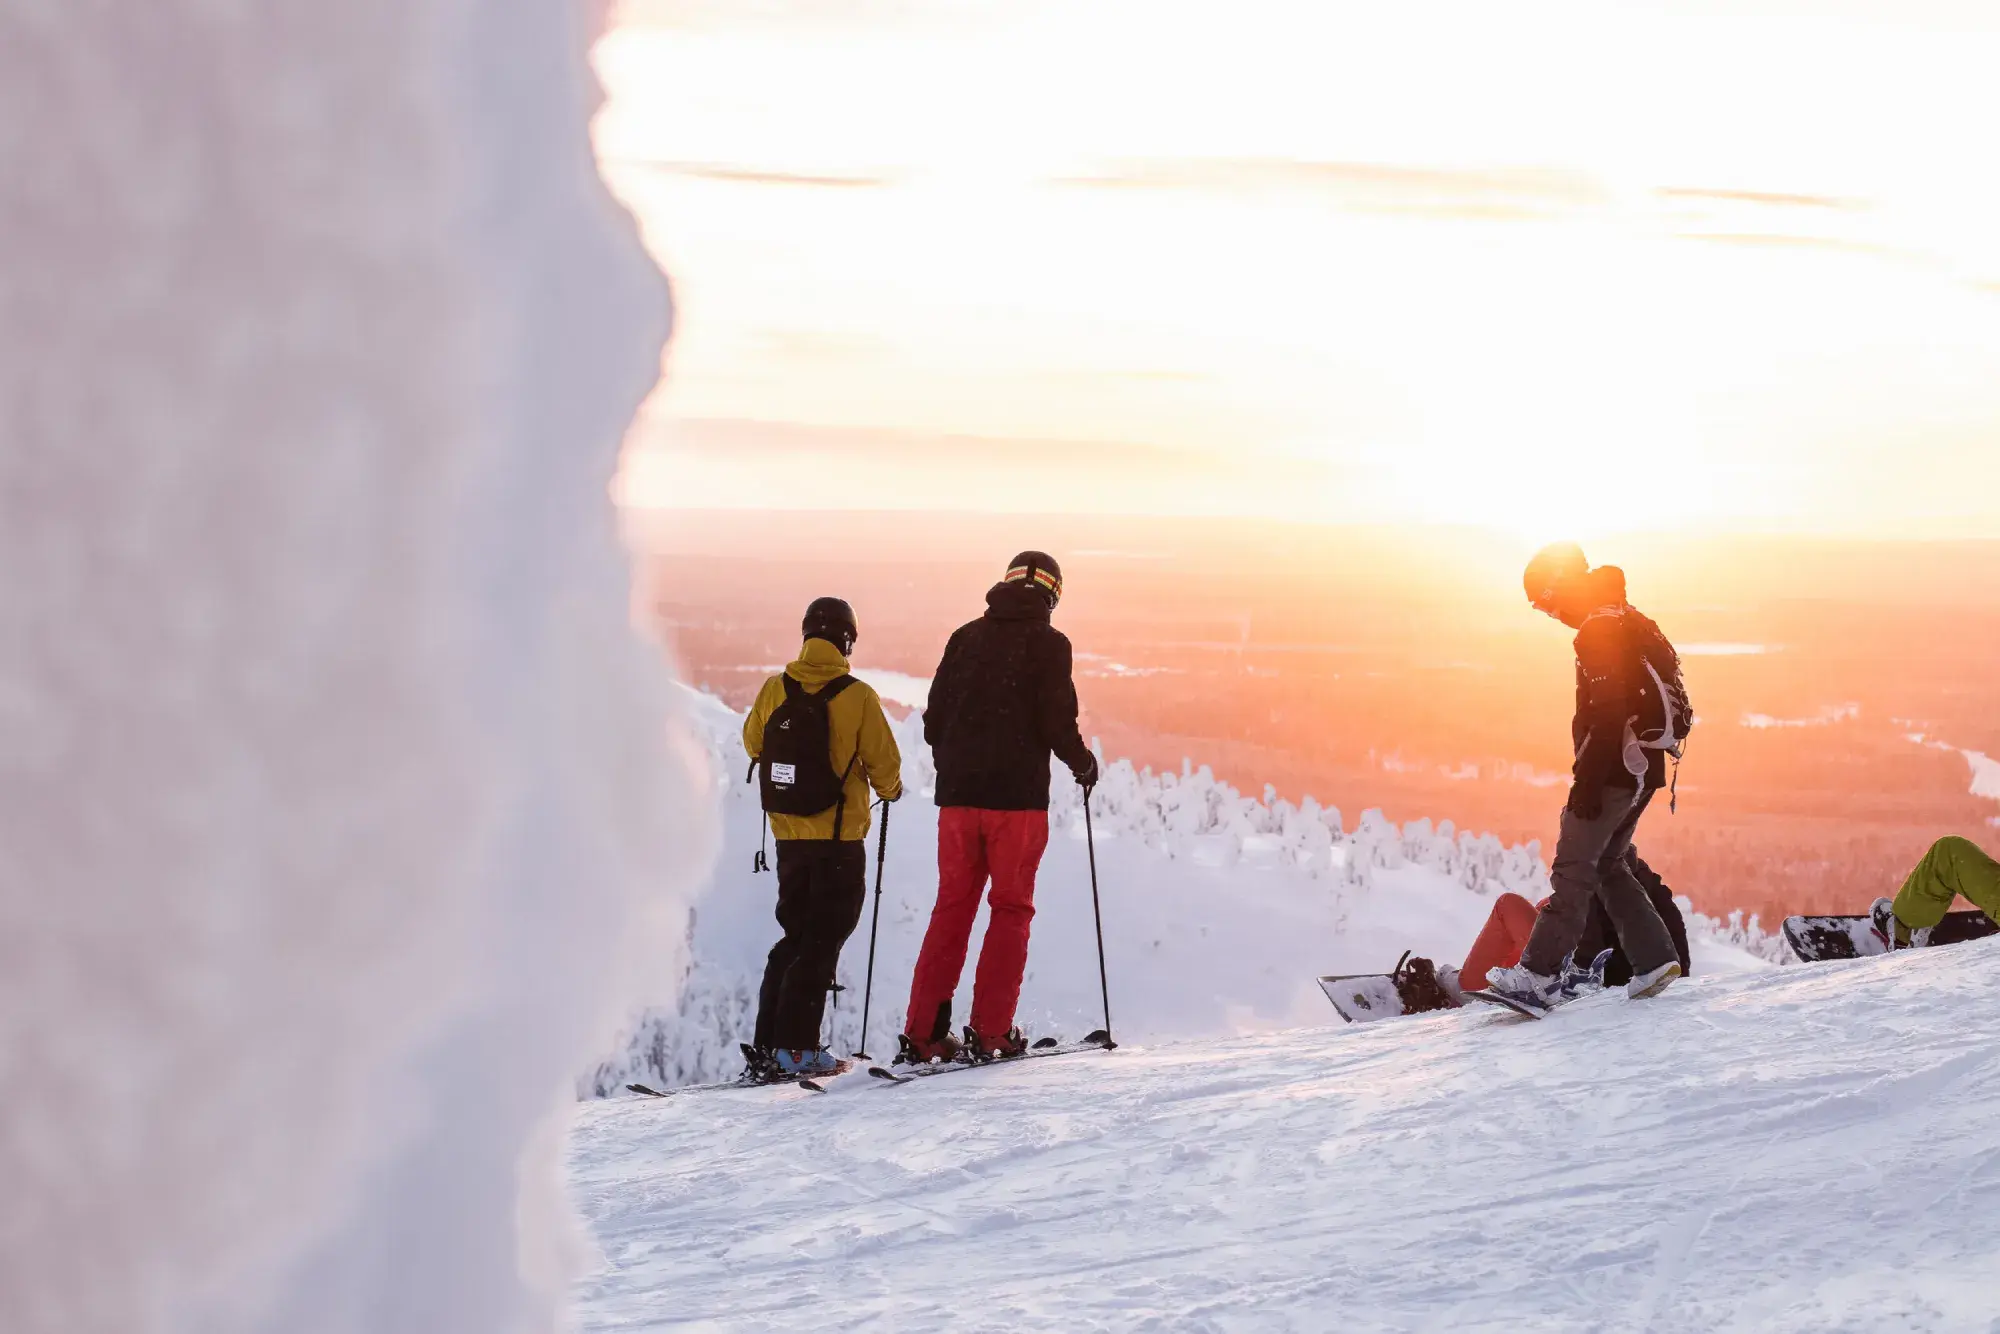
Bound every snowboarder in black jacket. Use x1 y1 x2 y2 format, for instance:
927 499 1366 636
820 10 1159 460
902 551 1098 1062
1483 543 1685 1014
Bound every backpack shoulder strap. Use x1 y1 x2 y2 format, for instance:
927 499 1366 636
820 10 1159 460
818 674 857 702
780 672 803 701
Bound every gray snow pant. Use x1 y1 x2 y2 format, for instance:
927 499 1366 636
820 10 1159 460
1520 784 1677 979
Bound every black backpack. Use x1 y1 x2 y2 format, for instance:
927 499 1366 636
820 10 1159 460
750 674 860 830
1628 613 1693 757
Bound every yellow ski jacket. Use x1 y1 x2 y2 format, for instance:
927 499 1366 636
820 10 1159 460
743 638 903 841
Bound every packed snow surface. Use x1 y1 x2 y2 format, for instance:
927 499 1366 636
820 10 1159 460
570 940 2000 1331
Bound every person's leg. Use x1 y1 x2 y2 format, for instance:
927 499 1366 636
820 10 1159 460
1628 847 1691 976
754 840 812 1050
903 808 990 1040
1583 792 1676 979
1892 836 2000 930
968 809 1052 1037
1461 893 1540 992
771 841 867 1051
1521 785 1652 977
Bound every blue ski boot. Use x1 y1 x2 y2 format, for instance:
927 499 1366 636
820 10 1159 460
772 1047 844 1077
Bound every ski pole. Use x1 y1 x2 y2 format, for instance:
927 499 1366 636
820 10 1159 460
1083 788 1117 1049
854 799 889 1059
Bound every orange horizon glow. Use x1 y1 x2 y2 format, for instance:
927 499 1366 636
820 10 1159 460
595 1 2000 540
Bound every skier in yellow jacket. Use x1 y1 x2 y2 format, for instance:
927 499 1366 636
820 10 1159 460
742 597 902 1077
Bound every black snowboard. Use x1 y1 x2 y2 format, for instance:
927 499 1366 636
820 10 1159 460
1782 908 1998 962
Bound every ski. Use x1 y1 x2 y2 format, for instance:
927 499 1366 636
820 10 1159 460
868 1031 1112 1084
625 1058 853 1099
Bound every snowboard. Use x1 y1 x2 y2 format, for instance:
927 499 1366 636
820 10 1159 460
1319 974 1420 1024
1782 909 1998 962
1317 954 1463 1024
1463 988 1549 1020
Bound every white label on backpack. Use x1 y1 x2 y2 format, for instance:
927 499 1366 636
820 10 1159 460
771 763 796 787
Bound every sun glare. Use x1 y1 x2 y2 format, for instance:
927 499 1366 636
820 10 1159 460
594 2 2000 535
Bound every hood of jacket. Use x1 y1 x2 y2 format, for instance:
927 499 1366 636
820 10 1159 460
984 580 1053 623
786 636 852 686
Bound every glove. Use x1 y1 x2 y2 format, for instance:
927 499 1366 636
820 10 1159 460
1072 754 1100 792
1565 781 1603 822
884 786 903 803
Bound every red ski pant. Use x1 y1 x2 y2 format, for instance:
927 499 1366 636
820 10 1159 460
1460 892 1542 992
904 807 1051 1041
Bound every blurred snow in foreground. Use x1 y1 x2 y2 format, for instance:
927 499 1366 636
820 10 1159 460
0 4 701 1332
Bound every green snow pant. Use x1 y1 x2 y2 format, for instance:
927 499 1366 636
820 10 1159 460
1891 836 2000 931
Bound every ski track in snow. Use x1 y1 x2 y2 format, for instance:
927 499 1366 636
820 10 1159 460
568 942 2000 1332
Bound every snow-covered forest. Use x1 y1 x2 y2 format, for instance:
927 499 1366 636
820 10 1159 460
585 686 1781 1095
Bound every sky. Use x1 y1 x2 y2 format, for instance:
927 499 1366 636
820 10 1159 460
595 0 2000 539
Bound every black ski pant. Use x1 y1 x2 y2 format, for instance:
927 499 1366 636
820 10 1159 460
754 838 866 1053
1521 784 1677 979
1576 848 1691 987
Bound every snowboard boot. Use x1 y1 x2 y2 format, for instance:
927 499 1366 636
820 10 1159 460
1870 897 1931 951
1557 948 1615 1003
1390 952 1458 1014
1436 964 1467 1008
1626 959 1681 1000
896 1030 964 1066
964 1025 1030 1060
1481 963 1565 1016
772 1047 844 1077
739 1043 780 1083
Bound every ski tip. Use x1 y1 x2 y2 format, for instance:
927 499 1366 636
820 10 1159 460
1083 1029 1113 1048
625 1083 666 1098
1031 1036 1059 1050
798 1079 826 1093
867 1066 901 1081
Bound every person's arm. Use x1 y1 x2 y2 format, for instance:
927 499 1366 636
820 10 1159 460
1037 630 1096 784
924 628 967 751
856 688 904 802
742 678 773 760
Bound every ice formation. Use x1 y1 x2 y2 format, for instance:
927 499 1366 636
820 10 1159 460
0 3 701 1332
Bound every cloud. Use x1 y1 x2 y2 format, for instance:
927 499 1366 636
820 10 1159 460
1054 157 1610 221
604 158 900 188
1657 186 1861 211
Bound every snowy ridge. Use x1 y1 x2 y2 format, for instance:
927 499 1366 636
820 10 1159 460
585 687 1780 1095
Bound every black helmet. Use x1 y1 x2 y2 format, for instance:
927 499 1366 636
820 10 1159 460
1003 550 1063 608
1522 542 1588 614
801 597 858 654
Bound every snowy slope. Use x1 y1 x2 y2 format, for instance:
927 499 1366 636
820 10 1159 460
569 940 2000 1332
586 686 1775 1093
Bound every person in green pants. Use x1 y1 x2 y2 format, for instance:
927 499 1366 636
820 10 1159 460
1871 836 2000 949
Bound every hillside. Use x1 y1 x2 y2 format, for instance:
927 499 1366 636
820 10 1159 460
569 938 2000 1331
585 685 1776 1095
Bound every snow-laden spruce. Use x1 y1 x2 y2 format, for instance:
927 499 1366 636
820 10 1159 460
586 688 1778 1094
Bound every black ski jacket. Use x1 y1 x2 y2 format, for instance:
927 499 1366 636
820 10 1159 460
1569 567 1670 794
925 582 1094 810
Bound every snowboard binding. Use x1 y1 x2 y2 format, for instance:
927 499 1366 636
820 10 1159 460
1390 951 1459 1014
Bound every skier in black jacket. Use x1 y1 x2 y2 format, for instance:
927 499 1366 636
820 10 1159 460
1483 543 1686 1014
901 551 1098 1062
